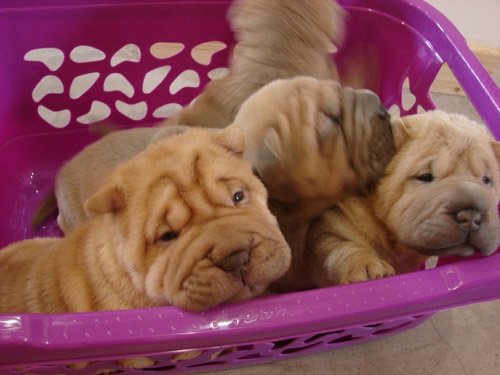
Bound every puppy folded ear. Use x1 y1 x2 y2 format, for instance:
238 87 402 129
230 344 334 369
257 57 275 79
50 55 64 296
84 182 126 215
215 125 245 155
390 117 412 150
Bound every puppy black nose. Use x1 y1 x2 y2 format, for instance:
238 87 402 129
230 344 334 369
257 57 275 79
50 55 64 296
454 209 482 232
217 250 249 273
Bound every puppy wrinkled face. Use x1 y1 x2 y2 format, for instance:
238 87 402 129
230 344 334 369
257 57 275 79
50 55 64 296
234 77 394 205
102 128 291 311
376 112 500 257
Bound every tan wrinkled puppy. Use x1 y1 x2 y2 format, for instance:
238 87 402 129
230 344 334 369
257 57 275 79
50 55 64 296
231 76 396 292
52 124 192 233
167 0 345 128
0 127 291 313
307 110 500 287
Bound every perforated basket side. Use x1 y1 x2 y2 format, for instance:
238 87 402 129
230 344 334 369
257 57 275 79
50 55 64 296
1 314 431 374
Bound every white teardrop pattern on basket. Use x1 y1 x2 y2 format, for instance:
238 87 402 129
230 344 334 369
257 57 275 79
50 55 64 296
116 100 148 121
143 65 172 94
25 40 230 127
208 67 230 81
401 77 417 111
70 72 100 99
103 73 135 98
153 103 183 119
191 41 227 66
170 70 200 95
77 101 111 124
24 48 65 71
150 42 185 60
111 44 141 67
32 75 64 102
37 105 71 128
70 46 106 63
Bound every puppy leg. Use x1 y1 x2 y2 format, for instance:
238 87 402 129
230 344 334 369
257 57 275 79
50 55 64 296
314 240 395 285
307 203 395 287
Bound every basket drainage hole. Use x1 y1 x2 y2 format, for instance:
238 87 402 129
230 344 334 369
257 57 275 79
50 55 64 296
272 338 296 350
140 365 176 372
372 321 413 336
187 361 226 368
304 330 346 343
281 343 322 355
237 353 272 360
328 335 362 344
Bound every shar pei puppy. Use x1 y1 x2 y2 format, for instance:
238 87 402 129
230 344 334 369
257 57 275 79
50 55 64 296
0 126 291 313
306 110 500 287
167 0 345 128
230 76 396 292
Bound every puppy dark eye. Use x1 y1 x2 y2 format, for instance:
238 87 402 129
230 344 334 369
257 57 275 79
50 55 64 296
416 173 434 183
160 231 178 241
233 191 245 205
482 176 492 185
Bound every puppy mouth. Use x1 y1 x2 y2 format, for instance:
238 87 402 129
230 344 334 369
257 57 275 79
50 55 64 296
402 205 499 258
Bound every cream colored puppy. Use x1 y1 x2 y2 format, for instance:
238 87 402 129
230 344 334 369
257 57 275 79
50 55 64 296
0 127 291 313
230 76 396 292
306 111 500 288
167 0 345 128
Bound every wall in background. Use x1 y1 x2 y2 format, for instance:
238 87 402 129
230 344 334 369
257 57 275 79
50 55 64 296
424 0 500 92
425 0 500 48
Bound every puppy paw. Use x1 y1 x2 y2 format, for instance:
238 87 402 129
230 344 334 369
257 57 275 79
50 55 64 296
339 258 395 284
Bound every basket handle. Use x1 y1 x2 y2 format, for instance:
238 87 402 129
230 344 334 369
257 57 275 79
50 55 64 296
339 0 500 132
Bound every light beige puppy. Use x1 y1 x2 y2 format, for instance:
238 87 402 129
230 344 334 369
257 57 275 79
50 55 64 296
0 126 291 313
306 110 500 288
51 125 191 233
166 0 345 128
230 76 396 292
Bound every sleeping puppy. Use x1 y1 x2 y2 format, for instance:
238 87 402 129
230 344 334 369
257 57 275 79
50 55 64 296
0 126 291 313
306 110 500 288
166 0 345 128
230 76 396 292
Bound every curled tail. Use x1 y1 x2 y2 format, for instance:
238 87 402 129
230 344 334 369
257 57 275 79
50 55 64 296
31 189 58 229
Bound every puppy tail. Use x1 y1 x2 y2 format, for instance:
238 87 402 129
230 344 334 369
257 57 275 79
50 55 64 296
31 188 58 229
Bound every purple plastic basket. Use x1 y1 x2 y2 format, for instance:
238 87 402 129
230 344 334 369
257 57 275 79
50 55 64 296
1 0 500 373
